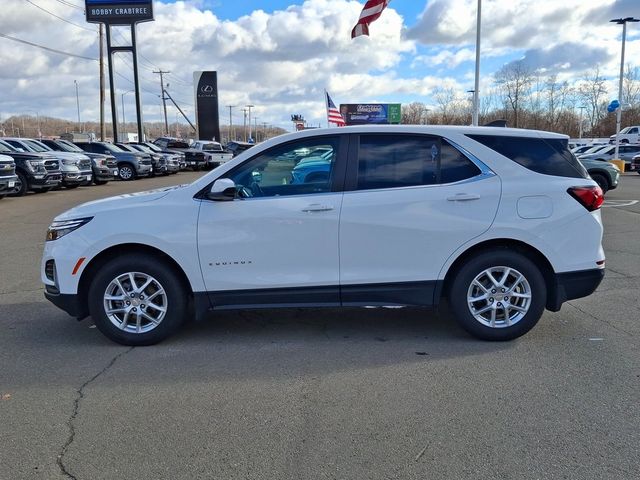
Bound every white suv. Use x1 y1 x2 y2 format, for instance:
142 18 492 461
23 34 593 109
42 126 605 345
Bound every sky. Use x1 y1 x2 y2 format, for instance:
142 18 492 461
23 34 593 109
1 0 640 133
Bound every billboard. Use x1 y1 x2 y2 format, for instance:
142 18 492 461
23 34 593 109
339 103 402 125
194 71 221 142
85 0 154 25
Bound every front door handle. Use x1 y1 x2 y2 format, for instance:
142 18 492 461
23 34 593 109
301 204 334 212
446 193 481 201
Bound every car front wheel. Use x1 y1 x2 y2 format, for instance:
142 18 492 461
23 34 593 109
88 254 189 345
118 164 135 181
449 249 546 341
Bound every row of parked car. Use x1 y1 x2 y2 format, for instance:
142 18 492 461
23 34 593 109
0 136 254 199
567 144 629 194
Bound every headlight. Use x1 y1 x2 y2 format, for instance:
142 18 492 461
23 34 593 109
46 217 93 241
62 159 78 166
27 160 43 171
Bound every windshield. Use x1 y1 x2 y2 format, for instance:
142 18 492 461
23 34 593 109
145 143 162 152
28 140 53 152
201 143 222 151
102 143 125 153
582 145 608 154
0 140 15 153
134 144 152 153
57 140 84 152
167 141 189 149
23 140 49 152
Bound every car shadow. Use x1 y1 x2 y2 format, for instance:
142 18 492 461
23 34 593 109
2 301 518 386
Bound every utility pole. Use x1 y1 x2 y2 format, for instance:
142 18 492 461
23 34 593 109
246 104 254 142
154 69 170 135
254 117 258 142
242 108 248 142
226 105 235 142
99 24 105 140
74 80 81 130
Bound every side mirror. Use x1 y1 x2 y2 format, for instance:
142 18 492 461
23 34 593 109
207 178 236 201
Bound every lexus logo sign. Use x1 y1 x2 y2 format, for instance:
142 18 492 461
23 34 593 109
201 85 214 94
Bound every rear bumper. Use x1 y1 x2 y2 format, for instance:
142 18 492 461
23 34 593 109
547 268 605 311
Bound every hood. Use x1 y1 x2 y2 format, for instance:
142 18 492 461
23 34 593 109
56 184 188 220
45 151 90 161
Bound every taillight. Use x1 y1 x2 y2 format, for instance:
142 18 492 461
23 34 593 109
567 186 604 211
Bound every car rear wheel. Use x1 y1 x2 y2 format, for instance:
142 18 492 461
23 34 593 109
118 164 135 181
449 249 546 341
590 173 609 194
88 254 189 345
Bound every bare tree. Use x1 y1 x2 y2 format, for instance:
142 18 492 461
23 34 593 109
494 60 534 128
623 63 640 107
401 102 429 125
577 67 608 135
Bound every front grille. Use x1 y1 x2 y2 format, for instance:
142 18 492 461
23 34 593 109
79 159 91 170
140 159 152 165
0 161 15 175
44 159 60 171
106 157 117 168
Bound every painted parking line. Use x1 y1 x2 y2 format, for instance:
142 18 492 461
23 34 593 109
602 200 639 208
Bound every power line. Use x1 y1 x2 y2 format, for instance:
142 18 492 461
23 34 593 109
25 0 95 32
0 32 98 61
53 0 84 10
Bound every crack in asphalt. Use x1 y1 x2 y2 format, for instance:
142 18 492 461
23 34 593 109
57 347 134 479
566 301 635 338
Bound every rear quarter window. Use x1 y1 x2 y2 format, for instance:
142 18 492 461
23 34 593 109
467 135 588 179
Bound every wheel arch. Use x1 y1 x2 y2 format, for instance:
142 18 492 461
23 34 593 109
76 243 194 319
439 238 560 311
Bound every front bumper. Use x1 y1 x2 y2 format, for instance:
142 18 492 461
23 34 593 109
44 290 87 319
547 268 605 312
136 164 153 177
93 166 116 181
0 174 18 194
31 173 62 190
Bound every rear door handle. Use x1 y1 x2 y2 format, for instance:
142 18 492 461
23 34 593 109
446 193 480 201
301 204 334 212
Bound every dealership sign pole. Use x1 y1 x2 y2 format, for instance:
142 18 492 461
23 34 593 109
85 0 154 142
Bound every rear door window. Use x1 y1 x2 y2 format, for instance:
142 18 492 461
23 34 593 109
467 135 588 179
354 135 481 191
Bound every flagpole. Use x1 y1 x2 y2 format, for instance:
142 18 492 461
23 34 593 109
472 0 481 126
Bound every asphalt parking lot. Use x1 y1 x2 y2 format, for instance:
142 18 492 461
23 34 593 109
1 172 639 480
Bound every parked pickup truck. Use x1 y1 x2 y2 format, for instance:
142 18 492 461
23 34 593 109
0 154 18 199
153 137 206 170
190 140 233 170
609 126 640 144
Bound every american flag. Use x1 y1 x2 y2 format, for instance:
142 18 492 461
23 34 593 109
326 91 346 127
351 0 390 38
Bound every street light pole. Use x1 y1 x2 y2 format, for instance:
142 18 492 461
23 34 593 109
226 105 235 142
74 80 81 131
242 108 248 142
472 0 482 126
611 17 639 160
578 106 586 139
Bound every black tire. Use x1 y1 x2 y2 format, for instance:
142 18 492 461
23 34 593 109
118 164 136 181
590 173 609 194
621 139 629 144
34 188 52 194
88 254 189 346
0 195 5 200
448 249 546 341
94 179 109 185
9 171 28 197
65 183 80 190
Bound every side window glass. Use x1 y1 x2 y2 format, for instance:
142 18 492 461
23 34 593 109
440 140 481 183
357 135 439 190
630 128 638 134
226 136 340 198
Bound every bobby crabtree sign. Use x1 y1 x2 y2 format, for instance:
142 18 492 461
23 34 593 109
85 0 154 25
